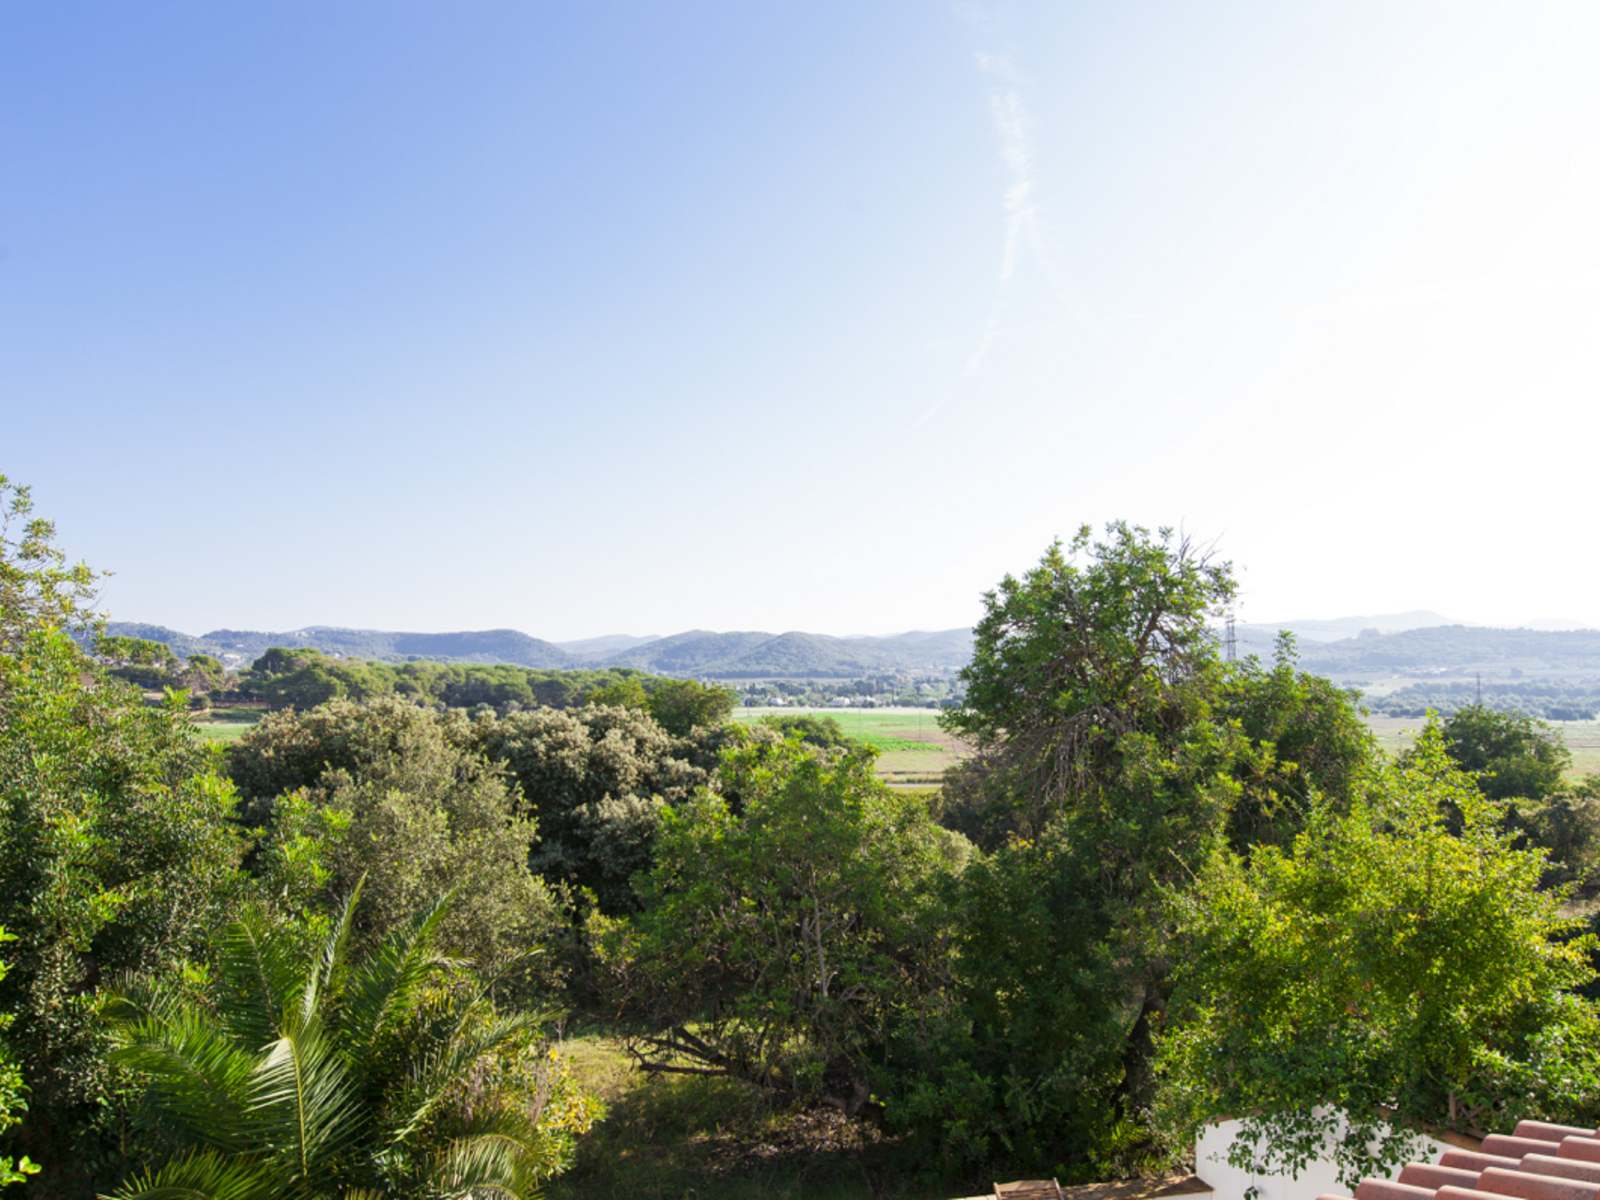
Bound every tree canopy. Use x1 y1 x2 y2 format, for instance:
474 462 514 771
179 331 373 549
1156 724 1600 1184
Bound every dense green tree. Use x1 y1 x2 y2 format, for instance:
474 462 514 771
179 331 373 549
757 713 855 751
1507 775 1600 893
1220 633 1377 849
1155 724 1600 1184
644 678 735 736
230 700 565 987
106 888 598 1200
889 824 1138 1176
0 631 247 1190
584 677 648 711
934 525 1243 1165
0 931 39 1190
471 706 705 912
606 739 968 1117
94 637 183 690
1430 703 1571 801
943 522 1238 845
241 648 396 711
181 653 226 696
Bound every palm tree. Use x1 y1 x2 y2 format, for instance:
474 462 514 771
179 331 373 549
104 884 567 1200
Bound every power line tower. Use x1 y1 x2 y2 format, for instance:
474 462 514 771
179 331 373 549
1224 614 1238 663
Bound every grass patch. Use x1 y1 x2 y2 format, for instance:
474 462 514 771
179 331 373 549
191 705 265 743
547 1035 966 1200
194 721 257 743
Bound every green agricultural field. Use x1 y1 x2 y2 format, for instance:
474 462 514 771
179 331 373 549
191 705 266 743
734 707 968 787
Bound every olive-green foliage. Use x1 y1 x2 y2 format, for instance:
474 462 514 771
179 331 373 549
586 676 648 711
608 739 969 1118
231 700 565 989
106 888 599 1200
1156 723 1600 1185
0 631 246 1193
643 678 736 737
547 677 735 738
92 638 227 697
470 705 706 913
94 636 182 690
239 648 658 713
1419 705 1600 889
0 931 40 1189
238 647 399 710
942 522 1240 847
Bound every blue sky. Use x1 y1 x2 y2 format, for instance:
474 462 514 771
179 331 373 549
6 2 1599 637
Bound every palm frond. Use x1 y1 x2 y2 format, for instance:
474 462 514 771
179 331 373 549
106 991 257 1151
387 1009 542 1146
247 1017 366 1182
339 890 457 1054
213 907 298 1050
304 877 365 1026
432 1128 551 1200
103 1148 276 1200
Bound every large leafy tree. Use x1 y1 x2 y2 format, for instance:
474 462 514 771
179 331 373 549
1219 633 1376 850
1431 703 1571 802
107 887 598 1200
470 705 705 913
0 634 246 1190
606 739 968 1118
934 525 1243 1164
230 699 565 989
643 678 735 737
1155 723 1600 1184
943 522 1238 846
0 472 247 1192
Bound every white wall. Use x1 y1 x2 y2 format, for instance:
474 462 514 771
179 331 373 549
1196 1113 1460 1200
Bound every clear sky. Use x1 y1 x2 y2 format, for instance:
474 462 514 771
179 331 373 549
6 2 1599 638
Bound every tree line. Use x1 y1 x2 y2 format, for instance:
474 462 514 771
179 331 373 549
91 634 738 733
5 472 1600 1198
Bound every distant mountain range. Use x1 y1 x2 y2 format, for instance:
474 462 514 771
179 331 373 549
104 613 1600 687
1236 610 1456 644
102 623 975 679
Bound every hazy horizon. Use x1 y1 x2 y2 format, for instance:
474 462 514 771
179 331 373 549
101 608 1600 645
9 3 1599 637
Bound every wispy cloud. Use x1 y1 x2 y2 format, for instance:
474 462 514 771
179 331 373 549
966 50 1046 377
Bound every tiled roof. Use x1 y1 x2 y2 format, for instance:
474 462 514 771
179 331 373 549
1319 1122 1600 1200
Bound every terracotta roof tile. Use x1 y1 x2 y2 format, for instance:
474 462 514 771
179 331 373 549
1440 1153 1524 1174
1483 1138 1565 1160
1516 1126 1596 1144
1477 1167 1600 1200
1399 1166 1482 1190
1322 1123 1600 1200
1522 1158 1600 1186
